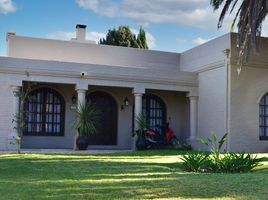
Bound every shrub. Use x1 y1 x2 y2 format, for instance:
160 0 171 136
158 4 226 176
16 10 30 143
218 153 264 173
181 132 264 173
181 152 208 172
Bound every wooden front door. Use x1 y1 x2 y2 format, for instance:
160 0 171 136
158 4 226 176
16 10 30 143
87 91 118 145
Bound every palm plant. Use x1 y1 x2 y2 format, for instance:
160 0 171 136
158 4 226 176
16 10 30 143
211 0 268 71
135 113 152 150
135 113 148 136
181 152 209 172
74 102 98 136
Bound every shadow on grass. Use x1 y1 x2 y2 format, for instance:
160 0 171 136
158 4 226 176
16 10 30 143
0 152 268 200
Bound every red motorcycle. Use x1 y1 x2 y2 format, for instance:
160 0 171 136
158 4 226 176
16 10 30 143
146 123 178 149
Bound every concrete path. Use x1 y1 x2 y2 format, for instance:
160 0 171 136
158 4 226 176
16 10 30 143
0 149 132 155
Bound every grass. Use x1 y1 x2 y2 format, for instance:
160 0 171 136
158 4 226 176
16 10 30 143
0 150 267 200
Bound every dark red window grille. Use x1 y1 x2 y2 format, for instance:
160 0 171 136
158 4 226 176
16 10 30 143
142 94 167 137
259 94 268 140
23 88 65 136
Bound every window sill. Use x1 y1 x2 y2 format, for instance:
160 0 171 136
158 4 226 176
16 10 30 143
259 136 268 140
23 134 64 137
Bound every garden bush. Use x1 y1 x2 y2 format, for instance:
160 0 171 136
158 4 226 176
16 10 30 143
181 152 208 172
181 132 264 173
218 153 264 173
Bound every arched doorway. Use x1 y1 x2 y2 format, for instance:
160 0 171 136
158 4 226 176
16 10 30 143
87 91 118 145
143 94 167 143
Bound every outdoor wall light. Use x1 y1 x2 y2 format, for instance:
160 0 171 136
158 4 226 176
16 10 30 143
121 97 129 110
72 95 77 104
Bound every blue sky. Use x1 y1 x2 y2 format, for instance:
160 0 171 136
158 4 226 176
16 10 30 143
0 0 238 56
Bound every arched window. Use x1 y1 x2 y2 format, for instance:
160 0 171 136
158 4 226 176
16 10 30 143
142 94 167 137
259 94 268 140
23 88 65 136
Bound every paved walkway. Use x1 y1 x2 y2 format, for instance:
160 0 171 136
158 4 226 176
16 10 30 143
0 149 132 155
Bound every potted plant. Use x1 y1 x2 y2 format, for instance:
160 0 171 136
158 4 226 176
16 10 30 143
74 102 98 150
135 113 148 150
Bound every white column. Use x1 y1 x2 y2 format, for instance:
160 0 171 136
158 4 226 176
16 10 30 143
188 95 198 141
77 89 86 106
134 93 143 130
132 88 145 150
8 86 21 150
74 88 87 150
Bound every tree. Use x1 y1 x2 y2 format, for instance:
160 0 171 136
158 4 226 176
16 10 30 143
211 0 268 70
100 26 149 49
137 27 149 49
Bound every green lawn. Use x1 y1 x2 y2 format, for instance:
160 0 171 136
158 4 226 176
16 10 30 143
0 150 267 200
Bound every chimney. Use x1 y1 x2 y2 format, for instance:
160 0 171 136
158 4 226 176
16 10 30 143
76 24 86 41
6 32 16 42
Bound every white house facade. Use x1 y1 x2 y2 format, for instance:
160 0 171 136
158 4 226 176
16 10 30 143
0 25 267 152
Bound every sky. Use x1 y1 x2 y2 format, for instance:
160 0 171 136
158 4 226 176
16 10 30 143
0 0 267 56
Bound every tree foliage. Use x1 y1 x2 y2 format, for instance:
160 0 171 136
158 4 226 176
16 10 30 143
211 0 268 71
100 26 149 49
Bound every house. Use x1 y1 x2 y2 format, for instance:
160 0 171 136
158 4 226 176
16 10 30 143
0 24 267 152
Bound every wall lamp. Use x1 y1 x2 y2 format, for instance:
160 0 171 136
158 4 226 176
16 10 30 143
121 97 129 110
72 94 77 104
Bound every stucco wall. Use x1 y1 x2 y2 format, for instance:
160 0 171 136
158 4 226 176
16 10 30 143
197 66 227 150
231 33 268 64
7 35 180 71
180 34 230 72
0 80 15 150
229 65 268 152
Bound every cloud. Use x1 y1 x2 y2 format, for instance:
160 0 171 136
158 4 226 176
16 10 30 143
145 32 156 49
76 0 118 17
75 0 237 31
88 31 106 42
47 31 106 43
76 0 98 11
0 0 17 14
192 37 211 45
130 28 156 49
175 37 186 44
